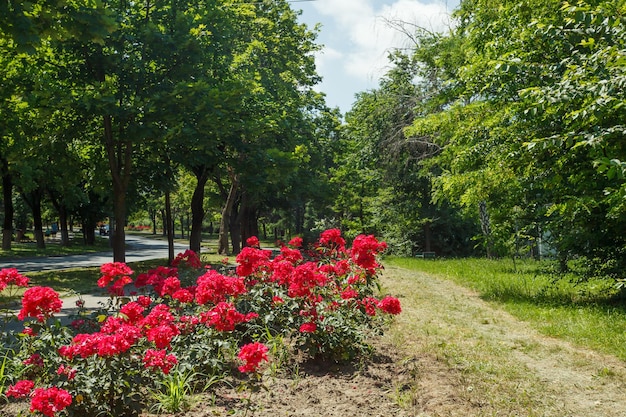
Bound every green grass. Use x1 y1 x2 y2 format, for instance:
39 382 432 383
0 237 111 260
384 256 626 360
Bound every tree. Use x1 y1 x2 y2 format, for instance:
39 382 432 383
0 36 35 250
400 0 626 273
210 0 322 254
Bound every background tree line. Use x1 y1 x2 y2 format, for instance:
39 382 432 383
2 0 625 284
342 0 626 280
0 0 340 262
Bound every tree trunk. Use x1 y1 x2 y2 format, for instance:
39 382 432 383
22 190 45 249
294 202 304 235
423 221 432 252
1 161 13 251
160 209 167 237
165 191 175 265
218 176 239 255
83 221 96 245
190 167 210 253
58 206 70 247
478 200 493 258
231 197 241 254
150 208 157 235
48 191 70 247
103 113 132 263
239 191 259 246
111 185 126 262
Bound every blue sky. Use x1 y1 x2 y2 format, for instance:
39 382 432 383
295 0 461 114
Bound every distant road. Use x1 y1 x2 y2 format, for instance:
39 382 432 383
0 235 188 273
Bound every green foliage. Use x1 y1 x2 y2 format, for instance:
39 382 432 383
149 369 206 414
0 347 12 402
0 0 333 259
394 0 626 275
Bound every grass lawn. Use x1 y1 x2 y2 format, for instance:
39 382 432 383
384 256 626 360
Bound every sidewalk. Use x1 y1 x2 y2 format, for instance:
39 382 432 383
2 291 118 333
0 234 187 273
1 235 188 332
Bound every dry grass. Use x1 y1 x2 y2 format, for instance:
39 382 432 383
379 263 626 416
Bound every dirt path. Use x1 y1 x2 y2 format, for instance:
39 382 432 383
384 264 626 416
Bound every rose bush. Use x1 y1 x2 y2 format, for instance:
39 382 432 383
1 229 399 416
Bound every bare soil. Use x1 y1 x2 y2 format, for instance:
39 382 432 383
4 264 626 416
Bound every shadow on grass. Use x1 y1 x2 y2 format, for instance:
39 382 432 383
0 238 111 260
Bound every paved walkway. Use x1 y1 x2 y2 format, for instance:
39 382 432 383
1 235 188 331
0 234 187 272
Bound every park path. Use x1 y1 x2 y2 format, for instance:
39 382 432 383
0 235 188 330
382 264 626 416
0 234 187 272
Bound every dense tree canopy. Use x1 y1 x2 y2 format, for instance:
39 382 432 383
397 0 626 275
0 0 332 259
2 0 625 282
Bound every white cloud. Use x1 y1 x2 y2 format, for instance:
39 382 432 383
313 46 343 73
312 0 451 83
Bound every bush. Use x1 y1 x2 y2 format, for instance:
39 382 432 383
1 229 399 416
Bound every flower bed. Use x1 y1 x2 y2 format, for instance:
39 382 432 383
0 229 399 416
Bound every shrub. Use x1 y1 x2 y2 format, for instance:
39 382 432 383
1 229 399 416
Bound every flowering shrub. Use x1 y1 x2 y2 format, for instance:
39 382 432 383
30 387 73 417
1 229 398 416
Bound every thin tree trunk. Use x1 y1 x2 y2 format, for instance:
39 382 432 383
48 191 70 247
111 178 127 262
165 191 174 264
22 190 45 249
150 208 157 235
190 167 210 253
160 209 167 237
294 202 304 235
1 162 13 251
231 197 241 254
423 221 432 252
218 175 239 255
478 200 493 259
103 113 132 263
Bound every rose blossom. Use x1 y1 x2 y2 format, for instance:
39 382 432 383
237 342 269 373
5 380 34 398
143 349 178 374
299 322 317 333
30 387 72 417
0 268 29 291
288 236 303 248
18 286 63 322
377 296 402 315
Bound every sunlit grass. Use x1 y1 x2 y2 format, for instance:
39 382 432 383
384 257 626 360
